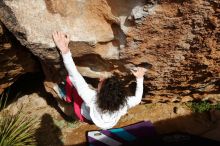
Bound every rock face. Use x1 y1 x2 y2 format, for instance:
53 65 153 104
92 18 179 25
0 23 39 94
0 0 219 102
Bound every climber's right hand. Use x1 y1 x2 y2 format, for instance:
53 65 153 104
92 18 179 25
131 67 147 79
52 31 70 54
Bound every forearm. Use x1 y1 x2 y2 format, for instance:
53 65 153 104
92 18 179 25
127 77 144 108
62 51 81 80
62 51 96 105
135 77 144 99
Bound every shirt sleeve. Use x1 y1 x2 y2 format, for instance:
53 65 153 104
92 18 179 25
62 51 96 106
127 77 144 109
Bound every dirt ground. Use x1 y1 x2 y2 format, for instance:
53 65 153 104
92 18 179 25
2 91 220 146
1 73 220 146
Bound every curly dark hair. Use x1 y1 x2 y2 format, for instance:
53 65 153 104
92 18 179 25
97 77 127 113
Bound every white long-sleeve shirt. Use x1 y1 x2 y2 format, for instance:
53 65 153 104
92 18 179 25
62 51 144 129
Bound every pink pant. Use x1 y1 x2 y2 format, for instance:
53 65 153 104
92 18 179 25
65 76 90 122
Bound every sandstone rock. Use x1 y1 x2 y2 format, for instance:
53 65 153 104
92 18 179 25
0 0 120 93
120 0 220 102
0 0 117 48
0 23 39 94
0 0 220 103
6 93 47 115
0 24 3 35
77 66 112 79
68 41 120 59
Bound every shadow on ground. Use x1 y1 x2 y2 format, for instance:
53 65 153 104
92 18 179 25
35 113 64 146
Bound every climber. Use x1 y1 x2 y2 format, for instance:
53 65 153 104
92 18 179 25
52 31 147 129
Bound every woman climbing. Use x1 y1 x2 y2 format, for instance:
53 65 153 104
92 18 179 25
52 31 147 129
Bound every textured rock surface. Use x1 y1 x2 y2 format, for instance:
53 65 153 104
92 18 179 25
0 0 219 102
0 23 39 94
121 0 220 102
0 0 118 48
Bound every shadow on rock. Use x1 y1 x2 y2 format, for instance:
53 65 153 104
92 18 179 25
35 113 64 146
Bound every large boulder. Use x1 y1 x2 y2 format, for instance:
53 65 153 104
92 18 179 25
0 23 39 94
0 0 219 102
